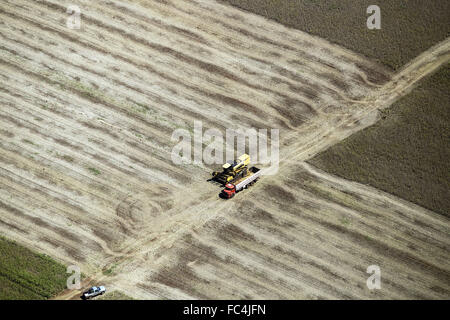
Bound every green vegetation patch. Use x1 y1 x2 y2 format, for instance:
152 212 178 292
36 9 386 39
88 167 101 175
0 236 67 299
102 264 118 276
220 0 450 70
310 64 450 216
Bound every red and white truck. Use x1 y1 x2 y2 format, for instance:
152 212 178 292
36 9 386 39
221 167 261 199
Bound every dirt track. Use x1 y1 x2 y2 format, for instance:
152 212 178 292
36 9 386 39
0 0 449 299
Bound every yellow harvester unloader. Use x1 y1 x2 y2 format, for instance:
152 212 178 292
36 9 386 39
212 154 251 185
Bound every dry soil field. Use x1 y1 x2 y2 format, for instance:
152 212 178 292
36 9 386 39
0 0 449 299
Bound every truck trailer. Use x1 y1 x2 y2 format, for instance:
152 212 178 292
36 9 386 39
221 167 261 199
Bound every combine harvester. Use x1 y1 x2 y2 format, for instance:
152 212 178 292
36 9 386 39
212 154 262 199
212 154 251 184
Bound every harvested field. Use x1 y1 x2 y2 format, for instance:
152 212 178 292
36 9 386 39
220 0 450 70
96 290 134 300
0 0 449 299
119 162 449 299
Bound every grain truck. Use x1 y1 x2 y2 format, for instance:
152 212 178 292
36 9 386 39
221 167 261 199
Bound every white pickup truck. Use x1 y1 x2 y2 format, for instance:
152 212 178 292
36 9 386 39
82 286 106 299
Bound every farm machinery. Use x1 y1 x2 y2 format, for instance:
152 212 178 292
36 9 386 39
212 154 262 199
212 153 251 184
